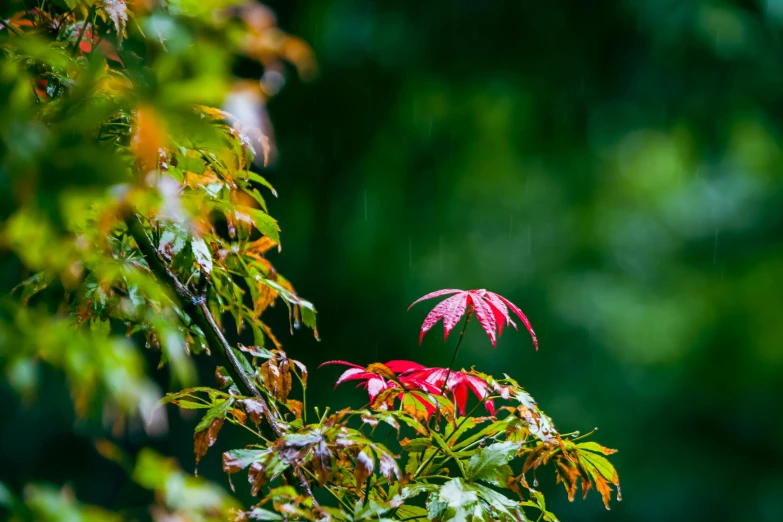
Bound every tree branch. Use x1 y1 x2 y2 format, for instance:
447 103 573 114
123 210 317 504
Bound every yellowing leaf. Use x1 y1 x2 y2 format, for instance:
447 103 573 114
366 362 396 380
253 282 277 319
260 354 292 402
132 106 166 174
285 399 303 420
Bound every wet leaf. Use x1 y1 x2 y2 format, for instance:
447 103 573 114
285 399 303 420
366 362 396 380
195 398 233 432
260 352 292 402
194 417 224 463
354 447 375 487
377 450 401 482
427 478 479 521
311 439 331 485
395 505 429 520
467 441 520 482
242 398 266 426
191 236 213 274
215 366 233 388
237 206 280 244
231 407 247 424
100 0 128 45
410 289 538 349
576 441 618 456
223 448 266 475
237 343 274 358
401 437 432 453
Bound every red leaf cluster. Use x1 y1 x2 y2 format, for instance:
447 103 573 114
320 360 494 416
409 289 538 350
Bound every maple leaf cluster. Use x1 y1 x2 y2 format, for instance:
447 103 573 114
321 289 539 418
321 359 495 417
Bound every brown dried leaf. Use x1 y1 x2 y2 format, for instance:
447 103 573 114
378 452 401 482
231 408 247 424
237 343 268 357
194 417 224 463
223 456 244 476
401 396 429 424
556 460 582 502
260 356 292 402
285 399 303 420
245 237 277 258
243 398 266 426
312 439 331 485
354 448 374 488
215 366 232 388
372 387 401 413
253 283 277 318
593 474 612 508
248 460 269 495
261 135 271 167
366 362 396 381
522 444 551 474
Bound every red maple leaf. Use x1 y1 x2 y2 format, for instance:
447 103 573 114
403 366 495 416
408 289 538 350
320 360 494 417
318 360 393 402
319 361 440 402
75 27 125 65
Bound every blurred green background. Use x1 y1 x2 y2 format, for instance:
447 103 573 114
3 0 783 521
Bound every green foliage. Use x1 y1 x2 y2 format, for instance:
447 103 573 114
0 1 619 521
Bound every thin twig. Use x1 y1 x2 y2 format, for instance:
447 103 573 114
440 312 471 395
123 210 317 505
70 7 93 57
0 18 24 37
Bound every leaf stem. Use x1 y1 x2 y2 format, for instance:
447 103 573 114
418 475 452 481
570 427 598 442
440 312 471 395
411 393 504 482
71 6 94 58
304 470 353 512
299 372 307 424
0 18 24 38
363 475 373 502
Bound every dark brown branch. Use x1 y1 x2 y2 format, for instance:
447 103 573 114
123 210 317 503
